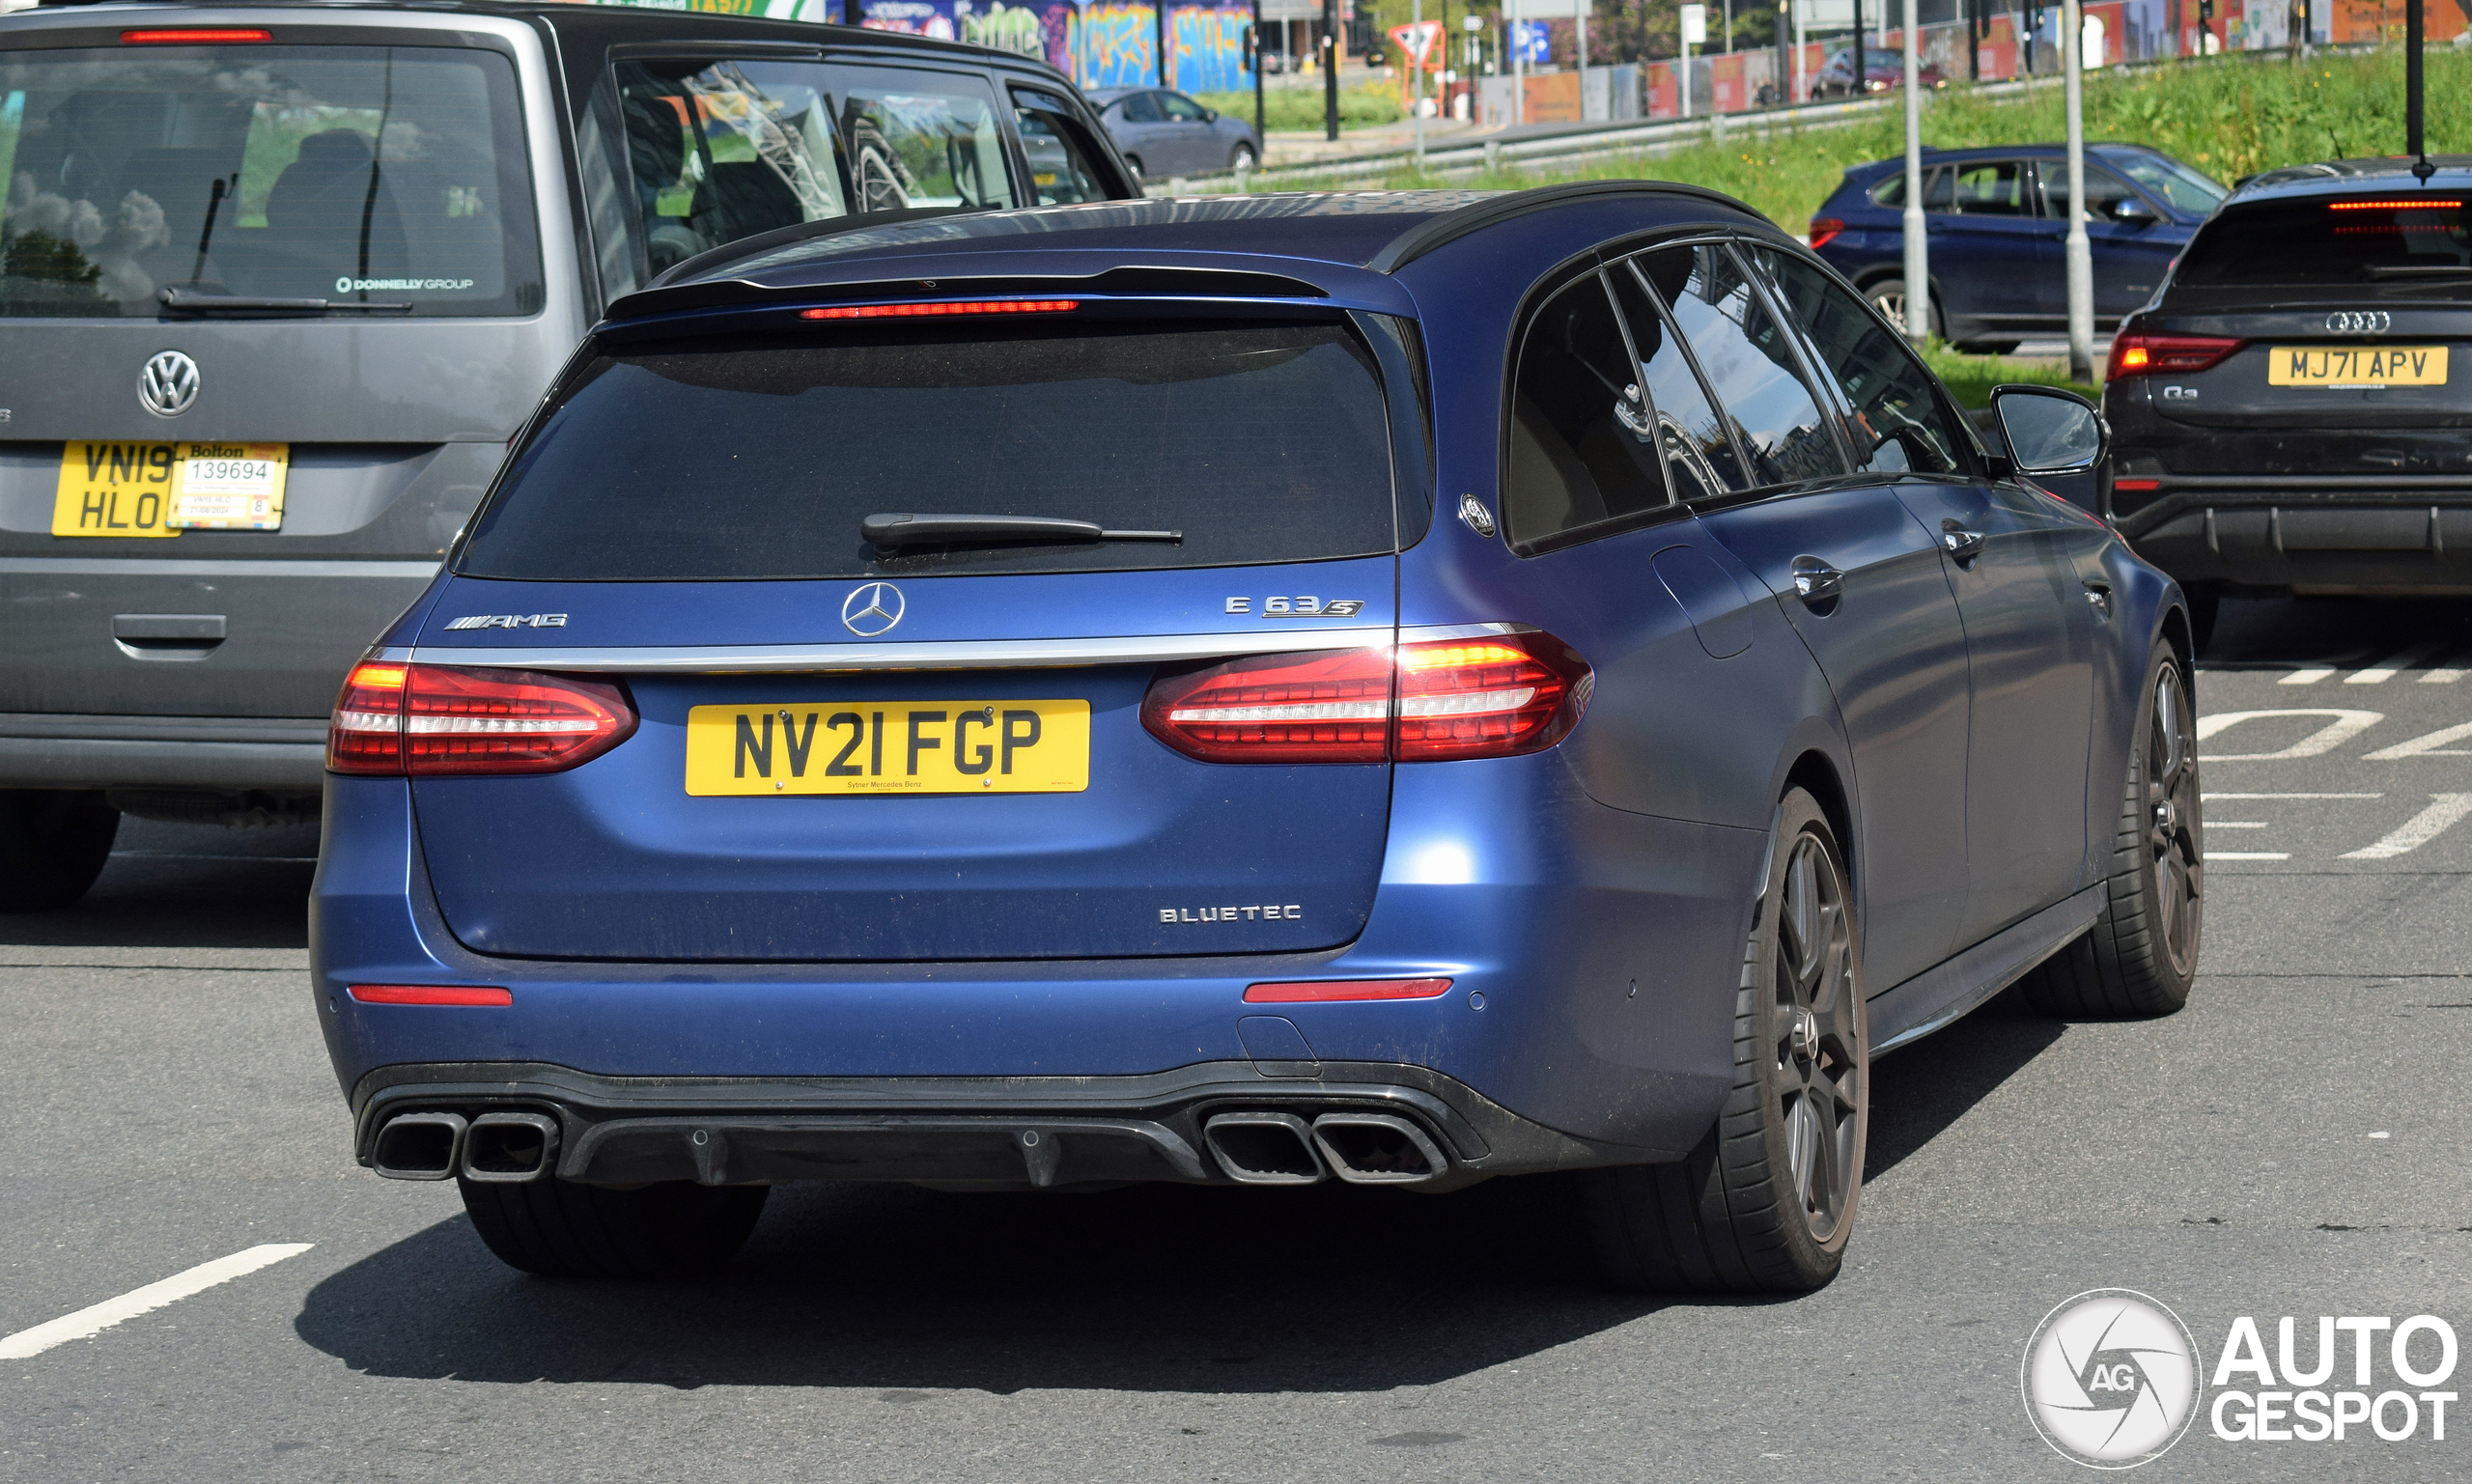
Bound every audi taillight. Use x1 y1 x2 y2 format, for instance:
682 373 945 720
2107 331 2243 380
1807 217 1846 250
1141 633 1590 765
328 662 635 776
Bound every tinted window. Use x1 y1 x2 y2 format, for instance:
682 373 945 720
460 321 1400 581
1159 93 1210 122
1014 89 1110 206
2176 196 2472 293
2110 153 2225 214
1871 168 1952 211
1947 160 2031 216
1115 93 1163 123
2036 165 2141 221
1639 244 1846 489
1502 274 1668 548
1751 248 1969 477
1606 261 1748 500
0 45 539 318
614 59 850 280
830 67 1018 214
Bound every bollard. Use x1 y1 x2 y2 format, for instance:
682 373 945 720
1484 139 1502 173
1234 160 1250 193
1167 176 1187 196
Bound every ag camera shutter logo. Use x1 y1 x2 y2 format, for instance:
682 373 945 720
2023 1289 2202 1468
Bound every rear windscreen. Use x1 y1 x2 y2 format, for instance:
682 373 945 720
0 44 540 318
455 320 1405 580
2176 195 2471 294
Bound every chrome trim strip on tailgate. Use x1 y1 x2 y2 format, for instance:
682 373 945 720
405 623 1535 673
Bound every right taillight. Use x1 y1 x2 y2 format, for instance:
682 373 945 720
328 661 636 777
2107 331 2243 380
1807 216 1846 250
1141 633 1590 765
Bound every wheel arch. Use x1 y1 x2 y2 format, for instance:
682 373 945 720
1783 749 1855 885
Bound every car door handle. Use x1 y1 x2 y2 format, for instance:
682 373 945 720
2083 578 2114 618
1789 556 1844 607
1940 521 1986 564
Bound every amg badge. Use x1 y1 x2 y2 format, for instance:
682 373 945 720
442 613 569 630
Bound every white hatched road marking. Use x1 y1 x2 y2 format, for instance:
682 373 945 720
2198 710 2383 761
2342 795 2472 861
2207 821 2269 828
2281 667 2337 686
0 1244 312 1359
2206 852 2291 860
2365 721 2472 761
2202 792 2382 799
2345 643 2450 684
2421 663 2467 684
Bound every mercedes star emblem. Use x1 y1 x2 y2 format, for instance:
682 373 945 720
138 350 200 418
841 581 905 636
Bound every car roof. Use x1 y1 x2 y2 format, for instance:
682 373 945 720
606 183 1774 322
2230 155 2472 203
1844 142 2177 176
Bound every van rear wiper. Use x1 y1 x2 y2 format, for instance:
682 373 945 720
861 513 1182 547
158 286 414 317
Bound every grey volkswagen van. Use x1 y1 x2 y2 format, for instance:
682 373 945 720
0 0 1134 907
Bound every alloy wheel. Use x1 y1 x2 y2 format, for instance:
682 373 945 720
1772 831 1862 1245
2146 662 2204 978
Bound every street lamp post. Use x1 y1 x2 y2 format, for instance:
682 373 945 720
2063 0 2094 381
1901 0 1926 345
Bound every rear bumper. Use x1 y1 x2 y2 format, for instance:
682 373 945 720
2115 484 2472 593
0 713 324 792
348 1057 1633 1191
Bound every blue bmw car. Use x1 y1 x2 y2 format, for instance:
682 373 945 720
1809 143 2227 352
312 186 2204 1293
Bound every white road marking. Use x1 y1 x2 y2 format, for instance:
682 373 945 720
2205 852 2291 860
2342 794 2472 860
2421 665 2466 685
2281 667 2337 686
2346 643 2449 684
0 1244 312 1359
2364 721 2472 761
2197 709 2383 761
2207 821 2269 827
2203 793 2382 799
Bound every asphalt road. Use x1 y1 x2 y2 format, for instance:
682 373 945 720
5 593 2471 1482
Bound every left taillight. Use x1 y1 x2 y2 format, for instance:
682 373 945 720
327 662 636 777
1807 216 1846 250
1141 632 1591 765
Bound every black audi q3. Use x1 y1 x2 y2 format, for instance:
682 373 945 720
2103 156 2472 645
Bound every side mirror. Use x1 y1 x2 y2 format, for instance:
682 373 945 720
1991 384 2107 476
1201 107 1218 122
2109 196 2161 225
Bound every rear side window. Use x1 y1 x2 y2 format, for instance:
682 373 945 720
1638 243 1846 489
1014 89 1111 206
1751 248 1970 478
0 44 540 317
613 59 850 280
2177 196 2472 293
1502 273 1669 548
1605 261 1748 500
830 66 1017 214
459 320 1401 581
1869 169 1952 211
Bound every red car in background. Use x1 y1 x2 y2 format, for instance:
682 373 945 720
1809 48 1949 98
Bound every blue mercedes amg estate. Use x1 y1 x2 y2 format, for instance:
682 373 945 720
312 186 2205 1293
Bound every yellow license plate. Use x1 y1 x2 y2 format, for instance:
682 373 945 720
50 440 290 537
684 700 1090 796
2267 346 2449 387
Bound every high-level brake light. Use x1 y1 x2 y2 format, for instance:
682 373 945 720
2107 332 2243 381
1141 633 1591 764
122 28 272 42
329 662 636 776
800 299 1080 320
2327 199 2462 210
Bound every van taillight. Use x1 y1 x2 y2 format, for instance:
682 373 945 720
1141 633 1590 764
328 662 635 777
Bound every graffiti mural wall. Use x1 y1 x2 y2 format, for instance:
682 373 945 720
856 0 1255 93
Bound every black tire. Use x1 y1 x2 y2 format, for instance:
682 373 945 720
2020 639 2203 1018
1582 789 1868 1294
0 789 119 911
459 1176 769 1278
1228 143 1257 172
1864 279 1943 342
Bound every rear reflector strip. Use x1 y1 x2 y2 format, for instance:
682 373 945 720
801 299 1080 320
1244 978 1455 1003
348 984 513 1006
122 28 272 42
2113 478 2161 491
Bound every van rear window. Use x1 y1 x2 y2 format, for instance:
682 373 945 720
2176 196 2472 294
456 320 1406 580
0 45 540 317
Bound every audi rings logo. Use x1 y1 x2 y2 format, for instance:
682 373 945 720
2326 310 2392 335
841 581 905 636
2024 1290 2203 1468
138 350 199 417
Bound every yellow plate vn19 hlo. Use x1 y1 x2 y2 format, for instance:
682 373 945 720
50 440 291 536
685 699 1090 796
2267 346 2449 388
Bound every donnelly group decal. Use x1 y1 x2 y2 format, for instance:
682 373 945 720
2022 1290 2461 1468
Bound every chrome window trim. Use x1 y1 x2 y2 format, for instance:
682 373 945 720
405 623 1533 673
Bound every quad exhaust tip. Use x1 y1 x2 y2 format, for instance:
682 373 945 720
1202 1111 1328 1185
1310 1112 1448 1185
370 1110 465 1181
370 1109 560 1183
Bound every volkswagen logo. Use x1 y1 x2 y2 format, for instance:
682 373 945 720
138 350 200 417
2022 1289 2202 1469
841 581 905 636
2326 310 2391 336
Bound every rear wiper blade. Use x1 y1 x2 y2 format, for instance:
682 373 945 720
2364 264 2472 278
862 513 1182 548
158 286 414 316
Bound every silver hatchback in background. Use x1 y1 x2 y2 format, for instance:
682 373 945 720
0 1 1133 909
